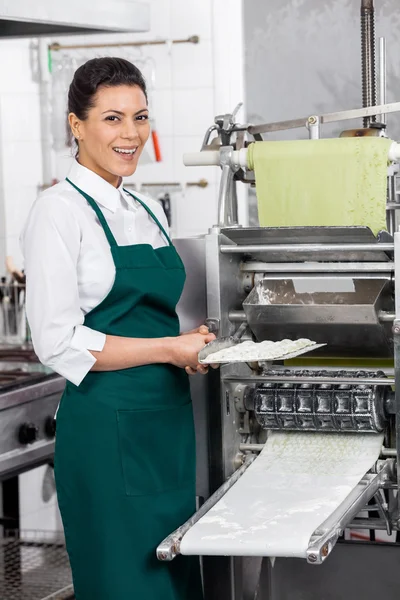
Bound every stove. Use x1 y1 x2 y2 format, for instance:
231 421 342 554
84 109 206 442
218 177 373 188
0 367 58 393
0 346 41 364
0 347 64 479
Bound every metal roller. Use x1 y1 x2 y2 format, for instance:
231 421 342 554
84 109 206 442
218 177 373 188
245 370 388 433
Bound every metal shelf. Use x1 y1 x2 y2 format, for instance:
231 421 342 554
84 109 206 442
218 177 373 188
0 530 73 600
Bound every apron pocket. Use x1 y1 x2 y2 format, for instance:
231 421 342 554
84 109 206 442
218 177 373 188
117 402 195 497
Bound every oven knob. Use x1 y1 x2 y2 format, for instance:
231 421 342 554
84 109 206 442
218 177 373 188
18 423 38 445
44 416 56 438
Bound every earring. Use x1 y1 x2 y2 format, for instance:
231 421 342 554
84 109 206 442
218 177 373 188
76 135 80 140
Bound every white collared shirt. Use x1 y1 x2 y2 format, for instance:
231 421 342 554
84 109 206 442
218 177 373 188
21 160 169 386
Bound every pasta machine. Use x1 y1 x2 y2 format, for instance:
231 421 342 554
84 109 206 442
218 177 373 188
157 4 400 599
157 100 400 599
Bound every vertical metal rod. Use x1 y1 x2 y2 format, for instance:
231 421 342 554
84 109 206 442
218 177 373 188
388 175 397 235
361 0 377 127
379 37 387 124
307 116 320 139
393 231 400 518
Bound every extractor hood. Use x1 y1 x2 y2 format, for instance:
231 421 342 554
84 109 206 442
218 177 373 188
0 0 150 37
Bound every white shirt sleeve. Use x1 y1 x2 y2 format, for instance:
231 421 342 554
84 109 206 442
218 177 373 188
21 194 106 386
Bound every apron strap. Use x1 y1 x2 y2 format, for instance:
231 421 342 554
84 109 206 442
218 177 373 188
123 188 172 246
66 178 118 248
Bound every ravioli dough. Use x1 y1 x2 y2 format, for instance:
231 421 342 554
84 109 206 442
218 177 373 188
202 338 313 363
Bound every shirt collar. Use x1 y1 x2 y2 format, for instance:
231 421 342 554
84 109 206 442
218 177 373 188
66 160 126 213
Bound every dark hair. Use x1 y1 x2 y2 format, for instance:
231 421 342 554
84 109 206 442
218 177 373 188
68 57 147 120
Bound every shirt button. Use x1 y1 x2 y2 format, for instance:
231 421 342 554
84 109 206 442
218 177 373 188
128 227 132 232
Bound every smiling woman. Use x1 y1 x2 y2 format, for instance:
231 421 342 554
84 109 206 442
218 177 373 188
68 58 150 184
21 57 211 600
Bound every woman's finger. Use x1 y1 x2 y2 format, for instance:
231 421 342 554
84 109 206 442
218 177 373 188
185 366 197 375
197 325 209 335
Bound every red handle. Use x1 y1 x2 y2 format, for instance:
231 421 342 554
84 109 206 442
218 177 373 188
151 130 162 162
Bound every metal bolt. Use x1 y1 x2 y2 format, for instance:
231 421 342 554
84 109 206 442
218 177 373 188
394 327 400 334
308 553 317 563
308 116 318 125
321 544 329 558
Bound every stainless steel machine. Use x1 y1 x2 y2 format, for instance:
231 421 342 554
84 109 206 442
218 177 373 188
158 2 400 599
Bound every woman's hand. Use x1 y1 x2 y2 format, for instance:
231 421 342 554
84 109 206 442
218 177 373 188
167 331 216 374
180 324 210 336
178 325 219 374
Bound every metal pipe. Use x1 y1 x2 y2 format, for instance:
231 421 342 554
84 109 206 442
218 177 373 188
224 375 395 386
184 142 400 167
49 35 200 51
379 37 387 124
348 518 398 530
240 261 394 273
229 311 246 322
240 444 263 452
378 311 396 322
361 0 377 127
124 179 208 189
38 40 55 187
382 448 397 457
240 444 397 456
220 243 394 254
247 102 400 136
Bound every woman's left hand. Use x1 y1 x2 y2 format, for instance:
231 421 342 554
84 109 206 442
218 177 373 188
181 325 219 375
181 325 210 336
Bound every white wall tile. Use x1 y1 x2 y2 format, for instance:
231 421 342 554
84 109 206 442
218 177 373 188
1 142 42 189
128 135 175 184
0 93 42 143
171 40 213 89
4 185 37 240
174 184 218 237
171 0 212 40
0 237 5 278
0 43 39 95
211 0 246 115
144 45 173 90
148 0 172 38
151 89 174 136
55 150 75 182
172 88 214 136
5 234 23 268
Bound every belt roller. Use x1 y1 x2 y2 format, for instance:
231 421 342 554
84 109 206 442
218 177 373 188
245 370 389 433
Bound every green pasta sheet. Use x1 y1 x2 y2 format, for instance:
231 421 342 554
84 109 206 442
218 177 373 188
247 137 392 234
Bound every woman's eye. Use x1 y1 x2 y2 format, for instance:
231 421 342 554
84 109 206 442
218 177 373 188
105 115 120 122
136 114 149 121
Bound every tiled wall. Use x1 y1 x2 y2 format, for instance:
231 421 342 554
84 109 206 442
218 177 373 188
0 38 43 272
0 0 245 533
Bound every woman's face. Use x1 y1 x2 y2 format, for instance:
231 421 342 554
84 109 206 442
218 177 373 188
69 84 150 186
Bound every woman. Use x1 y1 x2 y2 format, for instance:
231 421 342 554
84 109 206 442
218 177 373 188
21 57 215 600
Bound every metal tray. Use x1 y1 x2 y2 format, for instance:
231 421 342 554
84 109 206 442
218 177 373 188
199 342 326 364
0 530 73 600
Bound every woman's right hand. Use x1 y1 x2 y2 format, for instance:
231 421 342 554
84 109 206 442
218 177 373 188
167 332 216 370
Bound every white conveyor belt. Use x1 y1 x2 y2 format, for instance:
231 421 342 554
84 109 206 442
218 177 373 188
180 431 384 558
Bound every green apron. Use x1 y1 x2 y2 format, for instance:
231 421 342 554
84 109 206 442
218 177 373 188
54 179 202 600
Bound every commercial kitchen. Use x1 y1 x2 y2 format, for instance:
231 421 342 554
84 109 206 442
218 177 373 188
0 0 400 598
